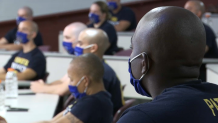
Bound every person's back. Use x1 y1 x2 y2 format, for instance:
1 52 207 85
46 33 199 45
102 61 124 115
120 81 218 123
203 23 218 58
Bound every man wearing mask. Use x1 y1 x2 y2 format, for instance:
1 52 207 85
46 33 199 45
35 53 113 123
0 20 46 81
106 0 136 31
117 6 218 123
185 1 218 81
31 28 124 115
0 6 43 51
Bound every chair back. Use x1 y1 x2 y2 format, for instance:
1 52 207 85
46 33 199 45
112 99 136 123
63 95 75 109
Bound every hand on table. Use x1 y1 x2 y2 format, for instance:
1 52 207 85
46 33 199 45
30 79 46 93
0 116 7 123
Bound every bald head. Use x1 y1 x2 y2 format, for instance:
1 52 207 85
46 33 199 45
18 6 33 20
70 53 104 82
18 20 38 41
63 22 87 47
131 6 206 96
78 28 110 55
184 1 205 18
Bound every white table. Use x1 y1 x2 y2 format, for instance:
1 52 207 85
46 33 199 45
3 90 59 123
206 64 218 85
2 81 31 87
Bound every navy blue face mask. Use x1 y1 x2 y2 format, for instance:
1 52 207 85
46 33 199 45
16 31 29 44
16 16 26 25
128 52 151 97
107 1 118 10
74 44 94 56
68 76 87 99
89 13 100 24
62 42 74 54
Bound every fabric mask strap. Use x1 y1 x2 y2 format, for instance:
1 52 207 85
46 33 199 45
84 44 94 49
130 52 150 80
76 76 85 86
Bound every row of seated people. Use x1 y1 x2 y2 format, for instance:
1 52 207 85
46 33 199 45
1 0 218 123
0 0 137 55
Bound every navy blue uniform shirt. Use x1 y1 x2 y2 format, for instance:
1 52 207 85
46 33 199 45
109 6 136 31
4 47 46 80
102 60 124 115
87 21 118 55
5 27 43 46
203 23 218 58
64 91 113 123
118 80 218 123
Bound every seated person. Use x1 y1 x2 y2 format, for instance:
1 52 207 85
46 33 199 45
117 7 218 123
0 6 43 51
184 0 218 58
62 22 87 54
31 28 124 115
88 1 119 55
35 53 113 123
0 21 46 80
185 0 218 82
107 0 136 31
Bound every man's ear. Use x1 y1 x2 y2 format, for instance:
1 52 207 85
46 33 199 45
84 76 90 87
30 32 37 39
141 53 149 74
90 44 98 53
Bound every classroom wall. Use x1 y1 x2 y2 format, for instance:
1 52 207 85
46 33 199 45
0 0 138 22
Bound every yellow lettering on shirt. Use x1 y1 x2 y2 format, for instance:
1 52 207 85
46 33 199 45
214 98 218 103
111 16 118 22
204 99 216 116
14 57 29 66
210 98 218 111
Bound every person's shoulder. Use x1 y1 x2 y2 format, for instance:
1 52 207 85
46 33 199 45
7 27 18 34
118 104 155 123
121 6 135 14
101 21 116 31
203 23 214 33
31 48 46 59
87 23 94 28
103 61 116 75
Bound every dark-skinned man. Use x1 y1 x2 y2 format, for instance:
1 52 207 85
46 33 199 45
106 0 136 31
117 6 218 123
0 6 43 51
0 20 46 81
34 53 113 123
185 0 218 81
31 28 124 115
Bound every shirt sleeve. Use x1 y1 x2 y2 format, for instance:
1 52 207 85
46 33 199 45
27 54 46 79
117 109 155 123
119 8 135 23
3 52 19 71
34 32 43 46
70 99 97 123
4 29 16 43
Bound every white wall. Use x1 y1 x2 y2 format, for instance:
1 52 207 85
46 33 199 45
0 0 139 22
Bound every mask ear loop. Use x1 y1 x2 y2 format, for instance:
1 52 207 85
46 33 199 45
76 76 85 86
84 44 94 49
130 52 150 80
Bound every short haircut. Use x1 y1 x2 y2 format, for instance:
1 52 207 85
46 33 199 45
20 6 33 17
94 1 111 20
71 53 104 82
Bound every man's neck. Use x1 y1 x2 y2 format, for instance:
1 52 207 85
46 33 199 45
94 19 105 28
86 81 105 95
112 5 122 14
22 41 36 53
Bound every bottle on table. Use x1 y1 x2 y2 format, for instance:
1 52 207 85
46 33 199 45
5 68 18 98
0 80 5 114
